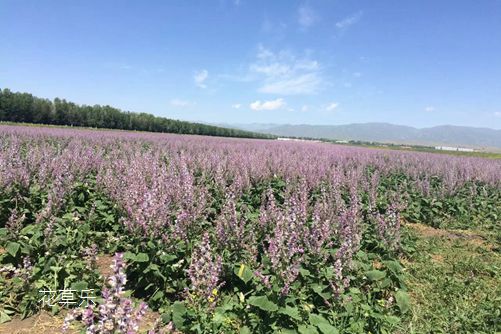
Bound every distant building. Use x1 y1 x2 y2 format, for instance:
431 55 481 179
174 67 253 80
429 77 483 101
277 137 321 143
434 146 474 152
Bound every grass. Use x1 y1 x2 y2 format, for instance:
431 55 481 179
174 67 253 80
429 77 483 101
401 223 501 333
353 143 501 159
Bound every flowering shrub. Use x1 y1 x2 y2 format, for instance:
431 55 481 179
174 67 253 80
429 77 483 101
0 124 499 333
62 253 148 334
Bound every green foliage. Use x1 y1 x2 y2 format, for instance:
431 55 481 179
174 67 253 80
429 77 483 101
0 88 276 139
0 168 499 333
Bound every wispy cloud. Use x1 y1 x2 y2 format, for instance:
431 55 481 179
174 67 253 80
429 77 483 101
250 45 323 95
250 98 286 111
260 73 322 95
336 11 363 29
298 5 318 29
325 102 339 112
231 103 241 109
194 69 209 88
424 106 435 112
170 99 194 107
494 111 501 117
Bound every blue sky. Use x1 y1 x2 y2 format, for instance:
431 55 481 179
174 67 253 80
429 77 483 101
1 0 501 129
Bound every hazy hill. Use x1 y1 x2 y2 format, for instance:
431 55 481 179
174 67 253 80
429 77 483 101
232 123 501 150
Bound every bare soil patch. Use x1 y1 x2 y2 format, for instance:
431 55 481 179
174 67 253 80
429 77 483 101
95 254 114 278
406 223 492 249
0 309 160 334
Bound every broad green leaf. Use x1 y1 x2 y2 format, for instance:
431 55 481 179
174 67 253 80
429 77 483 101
248 295 278 312
124 251 136 261
309 314 330 326
395 290 410 314
298 324 319 334
6 242 20 257
135 253 149 262
0 311 11 324
161 312 171 323
240 326 251 334
366 270 386 281
383 260 403 274
172 301 187 328
299 268 311 277
279 306 301 320
317 323 339 334
234 264 253 284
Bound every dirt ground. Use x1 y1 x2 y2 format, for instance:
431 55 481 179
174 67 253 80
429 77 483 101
0 309 160 334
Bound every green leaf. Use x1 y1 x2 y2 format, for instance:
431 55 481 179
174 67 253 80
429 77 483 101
317 323 339 334
161 312 171 323
6 242 20 257
298 325 319 334
135 253 149 262
151 290 164 301
248 295 278 312
383 260 403 274
379 278 392 288
299 267 311 277
172 301 187 328
71 281 88 291
309 314 329 326
0 311 11 324
279 306 301 320
234 264 253 284
160 254 178 262
124 251 136 261
395 290 410 314
239 326 251 334
366 270 386 281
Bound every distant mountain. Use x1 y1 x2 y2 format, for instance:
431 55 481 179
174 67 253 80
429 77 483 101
212 123 282 132
232 123 501 150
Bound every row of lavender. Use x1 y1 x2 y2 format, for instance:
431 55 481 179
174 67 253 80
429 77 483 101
1 124 500 333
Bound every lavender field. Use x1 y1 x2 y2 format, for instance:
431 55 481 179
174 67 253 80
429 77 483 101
0 124 500 333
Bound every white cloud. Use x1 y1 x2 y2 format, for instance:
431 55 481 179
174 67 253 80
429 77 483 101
170 99 193 107
194 69 209 88
424 106 435 112
250 46 323 95
301 105 309 112
259 73 322 95
250 98 286 111
494 111 501 117
336 11 363 29
298 5 318 28
231 103 241 109
325 102 339 111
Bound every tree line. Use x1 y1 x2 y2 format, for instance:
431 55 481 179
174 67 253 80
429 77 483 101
0 88 275 139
